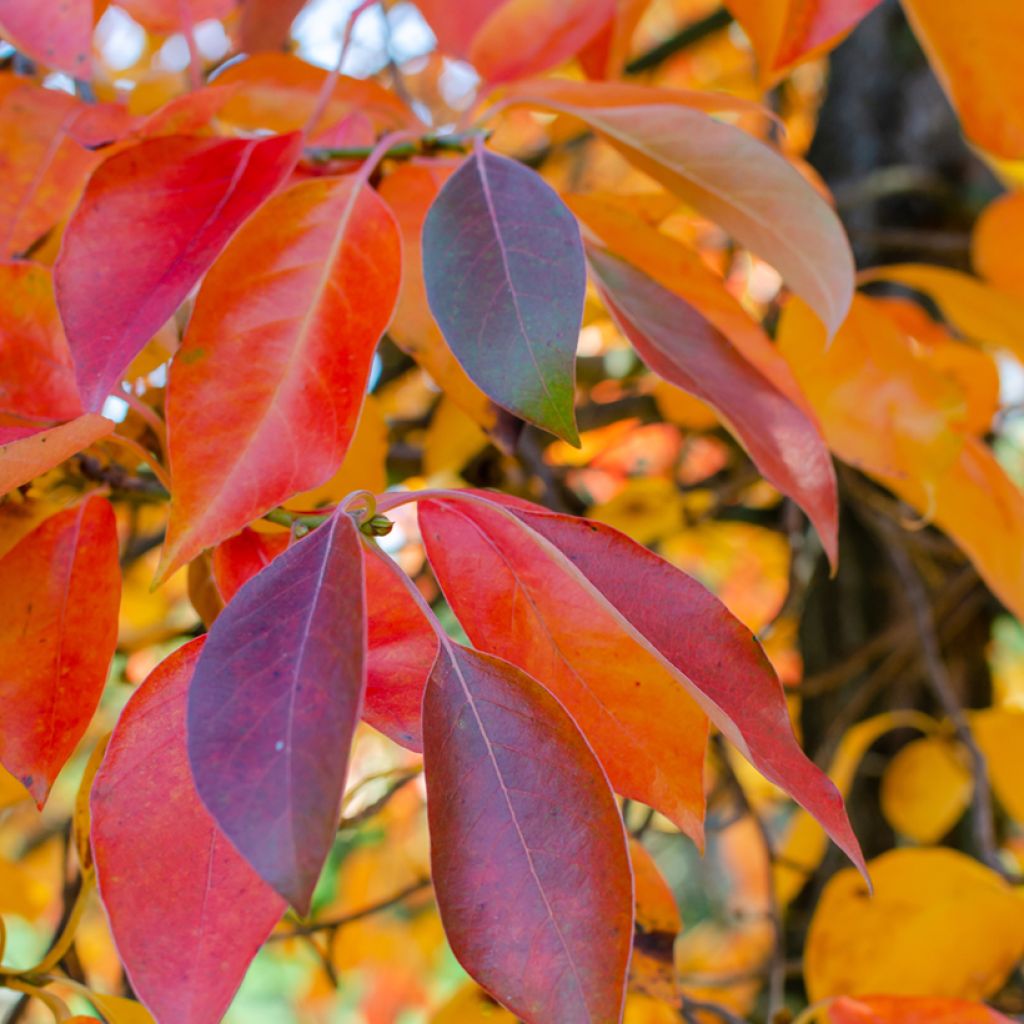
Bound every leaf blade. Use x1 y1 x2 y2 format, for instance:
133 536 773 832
186 511 366 912
0 496 119 804
55 132 302 411
424 644 633 1024
92 639 285 1024
161 176 401 578
423 148 584 443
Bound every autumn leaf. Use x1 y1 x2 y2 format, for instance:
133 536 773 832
828 994 1014 1023
805 847 1024 1002
187 510 365 912
92 639 285 1024
588 247 839 567
0 496 119 805
423 145 585 443
424 642 633 1024
160 175 401 578
900 0 1024 158
0 0 92 78
507 87 854 335
0 413 114 494
55 132 302 411
419 494 708 841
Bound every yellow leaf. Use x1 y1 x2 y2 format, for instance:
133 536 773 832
89 992 155 1024
432 984 517 1023
880 736 972 843
629 839 681 1003
0 856 51 919
972 709 1024 822
805 847 1024 1002
860 264 1024 364
0 765 29 810
423 396 489 480
973 191 1024 296
660 521 789 633
588 476 682 544
777 293 965 485
900 0 1024 158
623 993 679 1024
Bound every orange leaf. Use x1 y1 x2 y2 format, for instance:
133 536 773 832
0 414 114 496
829 994 1013 1023
161 177 401 578
973 191 1024 295
901 0 1024 158
0 497 119 804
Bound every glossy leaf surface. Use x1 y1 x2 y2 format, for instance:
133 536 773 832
492 497 865 879
423 147 585 443
92 639 285 1024
161 176 401 578
187 512 366 912
55 132 301 410
424 643 632 1024
0 0 92 77
524 95 854 335
0 496 119 804
588 247 838 567
420 496 707 840
212 529 435 750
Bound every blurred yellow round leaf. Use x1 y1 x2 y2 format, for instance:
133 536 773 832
805 847 1024 1002
973 708 1024 822
880 737 972 843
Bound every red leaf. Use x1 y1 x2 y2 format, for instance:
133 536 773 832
115 0 235 33
211 527 290 603
238 0 309 52
55 132 301 411
0 496 119 804
187 511 366 912
0 0 93 78
0 262 82 438
587 246 838 568
160 176 401 578
0 413 114 495
92 638 285 1024
362 544 437 751
212 528 436 751
424 643 633 1024
774 0 885 69
423 147 584 443
419 496 707 841
499 500 866 881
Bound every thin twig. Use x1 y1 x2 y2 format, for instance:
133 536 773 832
881 528 1011 879
271 879 431 941
625 7 733 74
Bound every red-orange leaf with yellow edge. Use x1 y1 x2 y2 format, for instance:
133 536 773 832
424 642 633 1024
0 496 119 804
419 496 707 842
92 638 285 1024
160 176 401 579
55 132 302 411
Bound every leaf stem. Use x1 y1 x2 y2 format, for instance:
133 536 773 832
304 129 489 164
